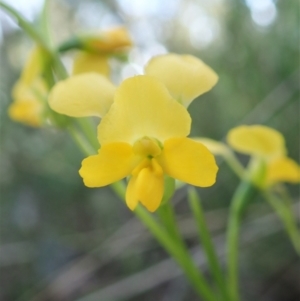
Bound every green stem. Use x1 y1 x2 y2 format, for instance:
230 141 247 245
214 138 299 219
0 1 68 80
136 205 216 301
76 118 99 151
223 151 245 179
41 0 52 46
188 187 230 301
68 126 95 156
157 202 182 242
0 1 48 49
226 180 254 301
263 190 300 255
110 181 217 301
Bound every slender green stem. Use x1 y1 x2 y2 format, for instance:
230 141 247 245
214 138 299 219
110 181 217 300
41 0 52 46
68 126 95 156
263 190 300 255
188 187 230 301
135 205 217 301
0 1 48 49
226 180 254 301
223 151 245 179
156 177 179 240
157 202 182 242
0 1 68 80
76 118 99 151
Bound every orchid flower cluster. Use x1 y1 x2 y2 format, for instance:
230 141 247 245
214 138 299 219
2 2 299 300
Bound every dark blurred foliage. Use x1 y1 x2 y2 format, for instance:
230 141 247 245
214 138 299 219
0 0 299 300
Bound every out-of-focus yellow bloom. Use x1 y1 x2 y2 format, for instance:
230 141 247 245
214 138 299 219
227 125 300 187
8 47 47 127
80 27 132 53
227 125 286 158
70 27 132 78
145 54 218 107
74 76 218 212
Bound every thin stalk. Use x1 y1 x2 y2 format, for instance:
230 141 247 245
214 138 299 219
135 205 217 301
226 180 254 301
68 126 95 156
41 0 52 46
188 187 230 301
76 118 99 151
263 190 300 255
223 151 245 179
157 202 183 242
0 1 48 49
110 181 217 301
0 1 68 80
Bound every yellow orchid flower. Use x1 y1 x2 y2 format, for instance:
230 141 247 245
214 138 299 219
8 47 47 127
73 75 218 212
227 125 300 188
144 53 218 107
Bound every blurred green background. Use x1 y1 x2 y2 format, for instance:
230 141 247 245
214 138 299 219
0 0 299 300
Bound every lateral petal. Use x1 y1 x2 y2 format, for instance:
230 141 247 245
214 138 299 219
158 137 218 187
49 73 116 118
79 142 138 187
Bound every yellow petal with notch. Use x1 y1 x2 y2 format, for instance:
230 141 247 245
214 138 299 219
227 125 286 158
79 142 138 187
98 75 191 144
145 54 218 107
158 137 218 187
49 73 116 118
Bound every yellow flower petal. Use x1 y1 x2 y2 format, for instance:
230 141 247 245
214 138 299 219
227 125 286 158
266 157 300 186
158 137 218 187
98 75 191 144
79 142 138 187
72 52 110 77
49 73 116 118
126 159 164 212
8 99 43 127
9 79 45 127
145 54 218 107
